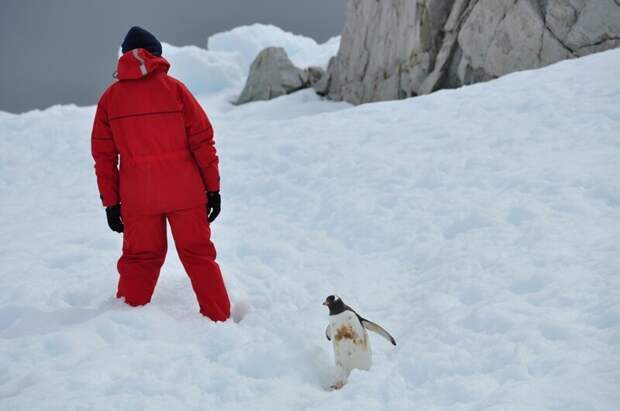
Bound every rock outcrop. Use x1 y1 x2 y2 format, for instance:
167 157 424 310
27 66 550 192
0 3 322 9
321 0 620 104
237 47 323 104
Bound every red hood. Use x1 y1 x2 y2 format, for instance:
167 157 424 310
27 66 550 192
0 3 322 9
116 48 170 80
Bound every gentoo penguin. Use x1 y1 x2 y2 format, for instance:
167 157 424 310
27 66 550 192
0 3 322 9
323 295 396 389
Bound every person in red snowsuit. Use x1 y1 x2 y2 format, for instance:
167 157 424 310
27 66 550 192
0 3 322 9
91 26 230 321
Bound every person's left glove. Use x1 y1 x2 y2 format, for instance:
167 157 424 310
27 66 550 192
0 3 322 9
105 204 124 233
207 191 221 223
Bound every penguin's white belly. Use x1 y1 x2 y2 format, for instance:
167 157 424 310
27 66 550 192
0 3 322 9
329 311 372 371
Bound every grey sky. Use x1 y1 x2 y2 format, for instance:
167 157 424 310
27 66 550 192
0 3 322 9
0 0 345 113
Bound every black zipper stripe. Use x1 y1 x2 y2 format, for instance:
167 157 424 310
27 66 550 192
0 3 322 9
109 110 182 121
188 128 211 137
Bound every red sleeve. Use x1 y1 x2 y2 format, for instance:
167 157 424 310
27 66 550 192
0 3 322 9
91 92 120 207
178 82 220 192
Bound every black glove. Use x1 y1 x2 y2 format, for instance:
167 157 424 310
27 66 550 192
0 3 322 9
105 204 124 233
207 191 221 223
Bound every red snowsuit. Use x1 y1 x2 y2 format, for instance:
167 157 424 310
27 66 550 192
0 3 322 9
91 48 230 321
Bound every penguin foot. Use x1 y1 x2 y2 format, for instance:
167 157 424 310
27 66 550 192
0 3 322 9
330 381 345 390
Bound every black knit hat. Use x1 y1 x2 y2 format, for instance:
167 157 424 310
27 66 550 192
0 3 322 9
121 26 162 56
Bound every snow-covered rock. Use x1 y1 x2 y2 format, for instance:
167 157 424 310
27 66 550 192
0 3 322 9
236 47 310 104
323 0 620 104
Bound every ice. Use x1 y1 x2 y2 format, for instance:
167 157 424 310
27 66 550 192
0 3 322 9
1 27 619 410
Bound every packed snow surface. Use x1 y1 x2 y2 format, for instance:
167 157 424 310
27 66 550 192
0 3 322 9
1 27 620 410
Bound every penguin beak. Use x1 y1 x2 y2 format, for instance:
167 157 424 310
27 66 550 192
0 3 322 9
322 301 328 306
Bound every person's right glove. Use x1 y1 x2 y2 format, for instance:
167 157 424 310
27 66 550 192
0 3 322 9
105 204 124 233
207 191 221 223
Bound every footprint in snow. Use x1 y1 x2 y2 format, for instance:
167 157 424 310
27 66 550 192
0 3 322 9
231 300 251 323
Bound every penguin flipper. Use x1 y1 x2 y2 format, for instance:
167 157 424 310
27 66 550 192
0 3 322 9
361 319 396 346
325 325 332 341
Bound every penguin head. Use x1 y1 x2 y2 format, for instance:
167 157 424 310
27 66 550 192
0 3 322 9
323 295 345 315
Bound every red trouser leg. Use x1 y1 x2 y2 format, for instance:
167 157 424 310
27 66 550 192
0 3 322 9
116 213 167 306
168 206 231 321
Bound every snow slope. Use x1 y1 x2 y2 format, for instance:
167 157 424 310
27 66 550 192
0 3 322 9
1 33 620 410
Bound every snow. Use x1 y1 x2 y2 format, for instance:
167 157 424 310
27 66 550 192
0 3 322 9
207 23 340 69
161 42 246 97
1 26 620 410
151 24 339 99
